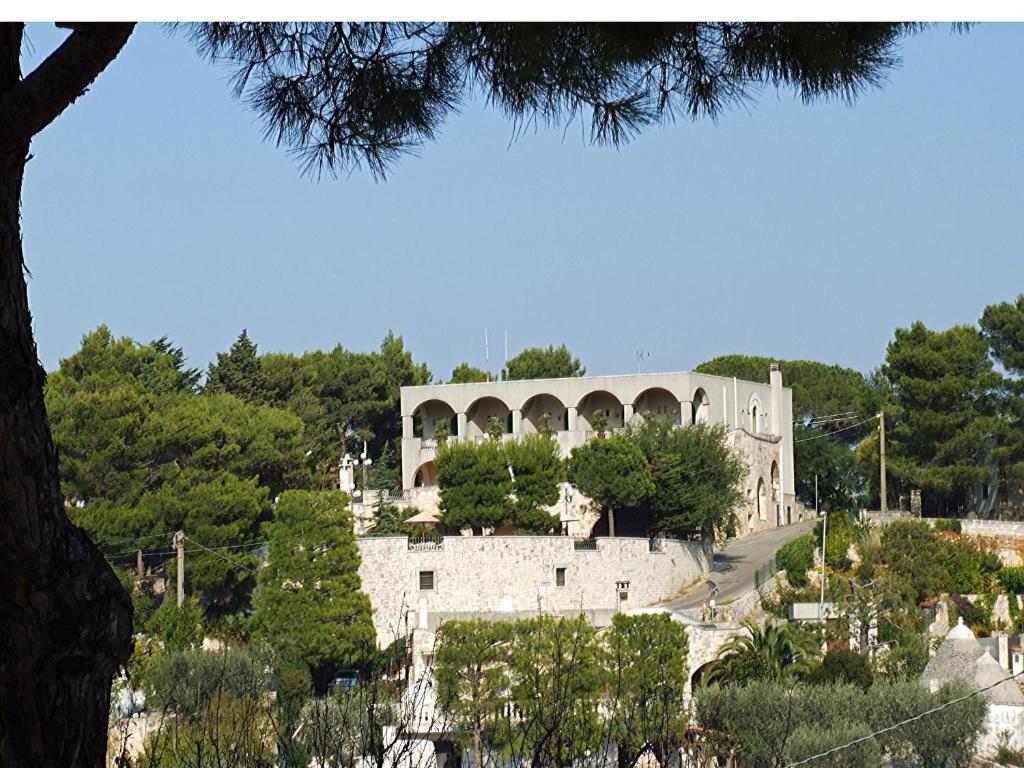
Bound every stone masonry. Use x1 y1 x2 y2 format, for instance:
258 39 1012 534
357 535 711 647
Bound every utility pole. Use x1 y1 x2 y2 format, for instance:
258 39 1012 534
136 549 144 579
818 479 827 621
879 411 887 514
174 530 185 608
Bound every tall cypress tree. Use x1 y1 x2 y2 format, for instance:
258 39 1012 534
205 329 270 405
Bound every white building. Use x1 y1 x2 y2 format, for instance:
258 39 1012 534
922 618 1024 755
399 364 798 535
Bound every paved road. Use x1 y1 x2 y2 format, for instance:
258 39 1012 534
663 520 816 613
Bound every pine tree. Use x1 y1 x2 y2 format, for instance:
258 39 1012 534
253 490 375 691
205 329 270 405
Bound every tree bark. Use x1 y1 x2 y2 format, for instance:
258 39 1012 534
0 22 134 767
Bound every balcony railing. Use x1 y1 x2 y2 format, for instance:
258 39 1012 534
408 539 444 552
573 538 598 551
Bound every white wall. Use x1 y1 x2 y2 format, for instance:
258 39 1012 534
357 536 711 647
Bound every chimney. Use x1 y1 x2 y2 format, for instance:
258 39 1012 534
998 634 1010 670
770 363 782 436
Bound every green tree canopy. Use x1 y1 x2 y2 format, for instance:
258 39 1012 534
47 325 200 398
881 321 1000 516
566 436 654 537
980 294 1024 498
259 332 430 485
204 329 270 405
604 613 689 768
626 418 745 539
253 490 375 689
436 439 514 533
502 344 584 380
702 620 820 687
449 363 493 384
434 620 514 759
505 435 563 533
879 519 949 603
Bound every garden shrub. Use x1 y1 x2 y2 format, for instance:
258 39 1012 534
777 532 816 588
933 518 962 534
999 567 1024 594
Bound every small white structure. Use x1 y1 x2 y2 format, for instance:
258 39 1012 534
921 618 1024 755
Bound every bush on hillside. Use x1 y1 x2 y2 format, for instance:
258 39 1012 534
999 567 1024 594
776 532 816 588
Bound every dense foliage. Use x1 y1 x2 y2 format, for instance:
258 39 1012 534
702 620 820 687
252 490 375 688
565 436 654 537
501 344 585 380
775 531 816 588
434 613 688 768
695 679 986 768
880 322 1000 517
625 418 745 539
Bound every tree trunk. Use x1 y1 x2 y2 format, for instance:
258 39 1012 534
0 24 133 766
608 507 616 537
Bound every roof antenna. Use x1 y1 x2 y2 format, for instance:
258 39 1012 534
636 348 650 373
484 326 490 369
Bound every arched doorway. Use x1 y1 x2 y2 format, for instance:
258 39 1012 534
577 390 624 432
634 387 681 425
771 462 781 525
756 477 767 521
521 393 567 434
413 399 457 442
414 460 438 487
691 388 710 425
466 396 511 439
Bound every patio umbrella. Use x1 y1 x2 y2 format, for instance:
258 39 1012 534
405 509 441 538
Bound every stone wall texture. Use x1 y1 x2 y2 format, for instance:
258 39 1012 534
357 536 711 647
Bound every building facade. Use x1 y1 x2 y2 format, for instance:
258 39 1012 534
399 365 798 534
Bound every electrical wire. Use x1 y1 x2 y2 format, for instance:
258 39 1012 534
784 668 1024 766
793 416 878 443
97 531 172 547
183 534 260 575
793 411 860 424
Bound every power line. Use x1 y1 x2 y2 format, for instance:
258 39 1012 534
793 411 860 424
98 531 172 547
103 539 268 561
183 534 260 575
785 668 1024 766
793 416 878 443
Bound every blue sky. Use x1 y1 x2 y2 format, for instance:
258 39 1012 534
21 23 1024 381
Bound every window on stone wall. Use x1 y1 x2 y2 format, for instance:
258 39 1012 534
419 571 435 590
555 567 566 587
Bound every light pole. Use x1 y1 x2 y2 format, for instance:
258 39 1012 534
359 440 372 495
563 486 574 535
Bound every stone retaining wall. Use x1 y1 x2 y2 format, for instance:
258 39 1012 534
357 536 711 647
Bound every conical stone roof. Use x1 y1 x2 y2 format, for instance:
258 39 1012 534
974 651 1024 706
922 618 985 687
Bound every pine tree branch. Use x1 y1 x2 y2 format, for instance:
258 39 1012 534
0 21 134 149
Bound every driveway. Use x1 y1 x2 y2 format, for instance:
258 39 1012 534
663 520 816 613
